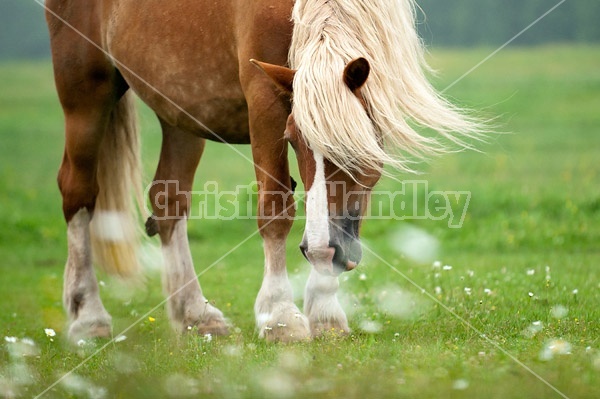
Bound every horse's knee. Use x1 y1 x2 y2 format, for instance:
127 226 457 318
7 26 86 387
257 190 295 240
58 154 99 221
149 180 191 216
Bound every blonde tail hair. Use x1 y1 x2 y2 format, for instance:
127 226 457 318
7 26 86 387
90 91 145 278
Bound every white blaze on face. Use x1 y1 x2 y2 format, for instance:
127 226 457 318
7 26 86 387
305 151 330 250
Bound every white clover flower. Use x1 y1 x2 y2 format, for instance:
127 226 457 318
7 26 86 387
391 226 439 264
4 336 18 343
523 321 544 338
540 339 572 361
452 379 469 390
114 335 127 343
442 265 453 271
526 269 535 276
359 320 382 334
550 305 568 319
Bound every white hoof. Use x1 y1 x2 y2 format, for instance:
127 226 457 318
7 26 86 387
304 270 349 337
257 303 311 343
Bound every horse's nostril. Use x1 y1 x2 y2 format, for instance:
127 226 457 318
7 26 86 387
299 243 308 261
329 242 343 263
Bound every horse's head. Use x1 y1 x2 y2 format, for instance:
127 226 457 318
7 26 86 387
252 58 381 276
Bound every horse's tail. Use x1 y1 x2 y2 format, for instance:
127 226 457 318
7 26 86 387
90 91 145 279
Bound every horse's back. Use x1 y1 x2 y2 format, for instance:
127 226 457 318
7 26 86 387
47 0 294 142
108 0 293 141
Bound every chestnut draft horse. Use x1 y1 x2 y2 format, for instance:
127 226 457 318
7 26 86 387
46 0 480 342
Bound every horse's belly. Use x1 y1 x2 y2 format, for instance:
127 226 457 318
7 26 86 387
106 0 249 143
172 96 250 144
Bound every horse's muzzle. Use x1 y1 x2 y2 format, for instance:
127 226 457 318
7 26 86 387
300 244 358 276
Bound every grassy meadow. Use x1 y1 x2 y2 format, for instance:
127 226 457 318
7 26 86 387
0 45 599 398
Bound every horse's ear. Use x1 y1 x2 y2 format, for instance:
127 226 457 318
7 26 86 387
250 59 295 94
343 57 370 93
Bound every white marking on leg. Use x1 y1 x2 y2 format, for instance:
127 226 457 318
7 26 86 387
255 238 310 341
162 218 201 298
255 239 294 324
64 209 112 340
304 268 348 335
161 218 227 333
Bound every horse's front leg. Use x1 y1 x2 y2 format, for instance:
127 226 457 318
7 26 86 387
149 120 228 335
304 269 349 336
254 219 311 342
245 107 310 342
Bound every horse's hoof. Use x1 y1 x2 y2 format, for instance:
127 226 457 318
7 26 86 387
262 324 312 343
181 302 230 336
68 317 112 342
192 318 230 336
258 307 312 343
309 319 350 338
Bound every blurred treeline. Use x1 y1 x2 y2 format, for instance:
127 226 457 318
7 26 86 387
418 0 600 46
1 0 599 60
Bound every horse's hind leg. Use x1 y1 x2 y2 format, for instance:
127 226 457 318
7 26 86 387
57 84 121 341
148 119 228 335
63 209 112 340
48 6 129 340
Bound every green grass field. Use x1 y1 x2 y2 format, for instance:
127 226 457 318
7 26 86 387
0 45 599 399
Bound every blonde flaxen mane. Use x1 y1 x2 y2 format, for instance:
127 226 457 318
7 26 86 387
289 0 483 175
